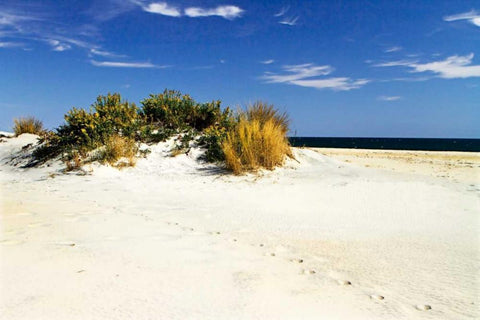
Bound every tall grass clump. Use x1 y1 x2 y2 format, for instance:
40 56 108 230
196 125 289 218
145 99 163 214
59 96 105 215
13 116 44 136
222 102 292 174
100 135 138 167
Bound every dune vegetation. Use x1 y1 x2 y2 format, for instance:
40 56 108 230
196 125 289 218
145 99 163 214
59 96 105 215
16 90 291 173
222 102 292 174
13 116 44 136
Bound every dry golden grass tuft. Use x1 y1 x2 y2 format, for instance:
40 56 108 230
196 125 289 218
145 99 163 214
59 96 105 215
170 148 185 157
102 135 138 167
222 102 292 174
65 151 83 171
13 116 44 136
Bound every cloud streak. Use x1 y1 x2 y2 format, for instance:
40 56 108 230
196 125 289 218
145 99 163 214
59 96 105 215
90 60 165 68
262 63 369 91
378 95 401 101
444 10 480 27
291 78 369 91
260 59 275 64
384 46 402 53
184 5 244 19
137 2 244 20
142 2 181 17
375 53 480 78
0 41 23 48
47 39 71 51
279 16 299 26
274 6 289 17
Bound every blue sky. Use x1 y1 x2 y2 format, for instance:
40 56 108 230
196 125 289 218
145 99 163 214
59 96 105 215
0 0 479 137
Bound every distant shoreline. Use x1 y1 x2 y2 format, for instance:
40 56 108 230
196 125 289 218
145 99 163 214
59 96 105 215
289 137 480 152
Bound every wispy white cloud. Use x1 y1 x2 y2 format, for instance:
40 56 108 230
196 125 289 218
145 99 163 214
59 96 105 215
136 2 244 20
376 53 480 78
0 41 23 48
279 16 299 26
184 5 244 20
263 63 333 82
291 78 369 91
142 2 181 17
389 77 432 82
260 59 275 64
274 6 289 17
444 10 480 27
378 95 401 101
0 8 112 54
90 60 165 68
0 11 41 30
47 39 71 51
384 46 402 53
374 59 417 67
262 63 368 91
89 48 125 58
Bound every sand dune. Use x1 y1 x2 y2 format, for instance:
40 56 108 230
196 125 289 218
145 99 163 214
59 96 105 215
1 134 479 319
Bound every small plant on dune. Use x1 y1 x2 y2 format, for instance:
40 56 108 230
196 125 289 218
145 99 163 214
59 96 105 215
13 116 44 136
64 150 83 172
222 102 292 174
100 135 138 167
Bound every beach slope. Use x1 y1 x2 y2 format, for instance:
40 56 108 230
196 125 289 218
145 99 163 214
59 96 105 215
1 134 479 319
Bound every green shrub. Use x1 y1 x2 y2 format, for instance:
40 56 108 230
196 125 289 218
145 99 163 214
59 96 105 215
34 93 139 166
13 116 44 136
137 123 174 144
32 131 63 162
93 93 139 139
198 126 229 162
141 90 197 130
57 93 138 150
140 89 229 132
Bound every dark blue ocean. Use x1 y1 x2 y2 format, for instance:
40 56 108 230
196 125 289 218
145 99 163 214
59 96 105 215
288 137 480 152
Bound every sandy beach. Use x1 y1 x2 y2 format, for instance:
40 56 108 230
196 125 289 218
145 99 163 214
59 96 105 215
1 134 479 319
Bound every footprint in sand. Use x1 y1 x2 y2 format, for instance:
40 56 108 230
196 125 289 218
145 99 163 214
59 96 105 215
301 269 316 275
53 242 76 247
370 294 384 301
415 304 432 311
290 258 304 264
337 280 352 286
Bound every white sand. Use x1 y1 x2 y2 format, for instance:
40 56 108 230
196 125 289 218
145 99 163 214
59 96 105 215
1 134 479 319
